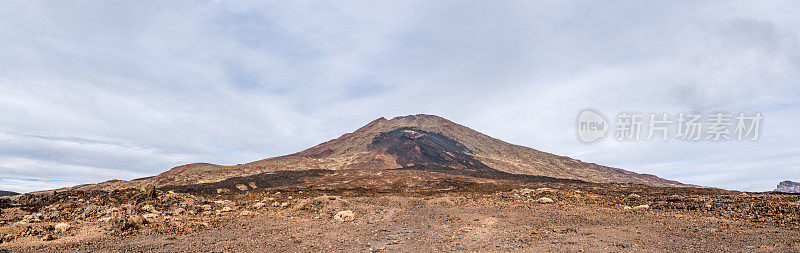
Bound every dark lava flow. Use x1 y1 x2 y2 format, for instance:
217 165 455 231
368 127 495 172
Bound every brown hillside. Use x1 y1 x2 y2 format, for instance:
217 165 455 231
74 114 684 191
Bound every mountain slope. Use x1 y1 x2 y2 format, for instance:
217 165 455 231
293 114 683 186
75 114 684 191
0 190 19 197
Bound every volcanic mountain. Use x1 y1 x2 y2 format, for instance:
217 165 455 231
76 114 684 191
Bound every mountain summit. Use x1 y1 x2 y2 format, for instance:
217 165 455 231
79 114 684 190
294 114 682 186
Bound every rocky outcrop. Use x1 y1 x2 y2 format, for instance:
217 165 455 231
775 180 800 193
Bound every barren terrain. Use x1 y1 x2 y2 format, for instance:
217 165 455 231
2 167 799 252
3 115 798 252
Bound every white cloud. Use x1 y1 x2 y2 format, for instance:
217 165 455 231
0 0 799 192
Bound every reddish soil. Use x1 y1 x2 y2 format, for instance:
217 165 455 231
1 168 799 252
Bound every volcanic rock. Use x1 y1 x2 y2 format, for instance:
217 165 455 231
333 210 355 222
54 223 71 233
110 217 136 232
42 234 55 241
252 202 266 209
129 215 148 225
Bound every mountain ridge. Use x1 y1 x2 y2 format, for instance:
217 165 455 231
73 114 686 191
0 190 19 197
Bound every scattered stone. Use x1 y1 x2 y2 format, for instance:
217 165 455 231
632 205 650 210
296 195 350 215
334 210 355 222
129 215 148 225
252 202 267 209
142 213 159 219
201 204 213 211
216 188 231 194
142 205 159 213
110 217 136 232
623 205 632 210
235 184 249 191
213 200 234 206
280 202 290 208
20 213 42 223
221 206 233 213
248 182 258 189
628 194 641 198
54 223 71 233
272 202 281 207
520 189 534 195
536 197 554 204
240 210 254 216
42 234 56 241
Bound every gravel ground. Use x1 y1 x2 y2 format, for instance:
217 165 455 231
1 168 799 252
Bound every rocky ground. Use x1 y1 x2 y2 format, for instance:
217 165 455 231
1 168 799 252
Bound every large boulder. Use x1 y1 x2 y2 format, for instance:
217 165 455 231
333 210 355 222
54 223 71 233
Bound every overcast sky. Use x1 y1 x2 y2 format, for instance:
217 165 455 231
2 1 799 193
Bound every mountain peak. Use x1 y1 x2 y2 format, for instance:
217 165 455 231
390 114 448 121
75 114 686 191
355 114 455 132
290 114 684 187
